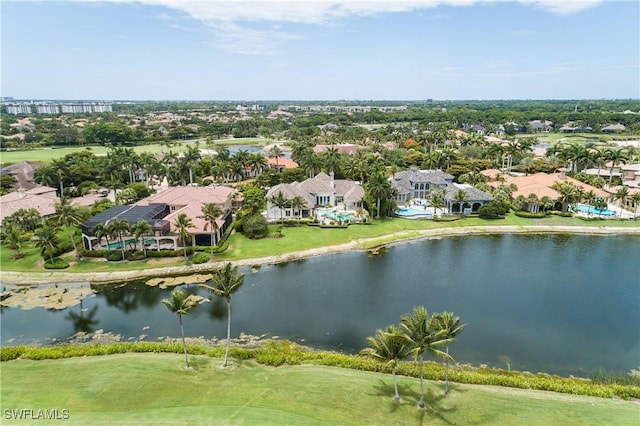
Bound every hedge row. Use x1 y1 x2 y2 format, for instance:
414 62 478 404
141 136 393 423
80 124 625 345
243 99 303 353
2 341 638 400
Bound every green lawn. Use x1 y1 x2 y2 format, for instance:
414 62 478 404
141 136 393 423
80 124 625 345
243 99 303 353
1 353 637 425
2 214 638 273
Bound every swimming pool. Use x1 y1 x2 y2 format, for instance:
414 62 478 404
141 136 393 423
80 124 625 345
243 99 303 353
573 203 617 217
395 206 436 218
315 208 360 223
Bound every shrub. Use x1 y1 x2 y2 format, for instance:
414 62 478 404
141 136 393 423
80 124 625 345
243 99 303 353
44 258 70 269
514 211 548 218
192 252 210 264
243 214 269 239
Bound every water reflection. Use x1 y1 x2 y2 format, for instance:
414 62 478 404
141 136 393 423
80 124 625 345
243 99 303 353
1 234 638 376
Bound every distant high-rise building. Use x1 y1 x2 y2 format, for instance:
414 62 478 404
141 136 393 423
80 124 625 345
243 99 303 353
6 103 32 115
35 103 60 114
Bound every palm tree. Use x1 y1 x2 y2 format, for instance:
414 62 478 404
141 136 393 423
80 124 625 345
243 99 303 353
627 191 640 220
269 145 283 171
181 144 201 185
162 288 199 368
614 186 630 216
269 191 290 223
173 213 194 259
605 147 629 184
428 189 446 216
434 312 466 395
52 196 85 261
452 189 469 215
400 306 451 409
584 190 597 215
290 195 308 222
200 263 245 368
131 220 153 258
108 218 130 260
199 203 223 259
93 223 110 251
361 325 412 402
365 169 392 219
1 224 27 258
34 224 60 264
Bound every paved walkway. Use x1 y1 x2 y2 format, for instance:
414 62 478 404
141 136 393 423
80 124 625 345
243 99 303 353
1 225 639 286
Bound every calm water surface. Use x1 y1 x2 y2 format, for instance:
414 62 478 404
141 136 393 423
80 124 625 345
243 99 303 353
2 234 639 376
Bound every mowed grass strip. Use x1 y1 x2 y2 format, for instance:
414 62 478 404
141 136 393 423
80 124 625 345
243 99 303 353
1 353 638 425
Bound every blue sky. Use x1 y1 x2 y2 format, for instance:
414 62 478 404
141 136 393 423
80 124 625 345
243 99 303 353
2 0 638 101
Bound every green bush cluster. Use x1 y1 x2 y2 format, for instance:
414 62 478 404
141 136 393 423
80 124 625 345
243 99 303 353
514 211 549 218
44 258 70 269
192 252 210 264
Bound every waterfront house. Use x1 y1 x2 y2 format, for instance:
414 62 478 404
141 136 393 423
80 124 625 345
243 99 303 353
265 172 364 221
81 185 240 251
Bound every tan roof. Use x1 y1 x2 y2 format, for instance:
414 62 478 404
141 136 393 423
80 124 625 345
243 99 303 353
0 187 59 222
163 203 225 234
267 157 299 169
136 186 238 209
485 172 608 199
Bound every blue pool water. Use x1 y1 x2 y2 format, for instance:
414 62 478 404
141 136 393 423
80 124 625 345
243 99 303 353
395 206 436 218
315 208 360 223
573 203 617 217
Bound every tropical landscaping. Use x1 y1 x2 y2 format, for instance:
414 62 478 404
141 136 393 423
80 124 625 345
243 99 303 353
2 100 640 424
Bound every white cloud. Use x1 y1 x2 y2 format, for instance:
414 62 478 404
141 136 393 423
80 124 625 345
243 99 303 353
66 0 606 55
75 0 606 24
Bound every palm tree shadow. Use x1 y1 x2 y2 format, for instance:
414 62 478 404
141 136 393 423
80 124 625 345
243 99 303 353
184 355 210 371
368 378 460 424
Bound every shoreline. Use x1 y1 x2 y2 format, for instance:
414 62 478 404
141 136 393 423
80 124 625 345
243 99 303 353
1 225 639 286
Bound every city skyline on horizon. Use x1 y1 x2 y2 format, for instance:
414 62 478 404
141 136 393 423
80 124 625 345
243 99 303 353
2 1 639 101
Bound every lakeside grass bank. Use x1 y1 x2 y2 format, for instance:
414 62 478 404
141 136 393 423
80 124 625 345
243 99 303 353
1 215 639 285
1 345 638 425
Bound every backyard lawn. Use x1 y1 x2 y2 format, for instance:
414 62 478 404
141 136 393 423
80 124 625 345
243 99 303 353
1 214 638 274
2 353 638 425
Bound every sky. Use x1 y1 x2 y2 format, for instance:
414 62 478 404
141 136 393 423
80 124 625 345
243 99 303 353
1 0 639 101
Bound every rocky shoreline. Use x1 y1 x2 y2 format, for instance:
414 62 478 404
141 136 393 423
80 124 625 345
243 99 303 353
1 225 639 286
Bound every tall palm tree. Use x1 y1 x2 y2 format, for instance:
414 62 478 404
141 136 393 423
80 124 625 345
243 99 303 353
290 195 307 222
269 191 290 223
162 288 199 368
52 196 85 261
181 144 201 185
108 218 130 260
605 147 629 185
400 306 451 409
269 145 283 170
614 186 630 216
361 325 412 402
173 213 194 259
365 169 392 219
452 189 469 215
434 312 466 395
630 192 640 220
584 190 597 215
92 223 109 251
428 189 446 216
131 220 153 258
34 224 60 264
200 263 245 368
199 203 223 259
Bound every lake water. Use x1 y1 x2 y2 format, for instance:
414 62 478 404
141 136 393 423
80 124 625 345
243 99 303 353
2 234 639 377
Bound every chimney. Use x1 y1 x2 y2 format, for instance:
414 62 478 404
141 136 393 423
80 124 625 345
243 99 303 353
329 171 335 188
